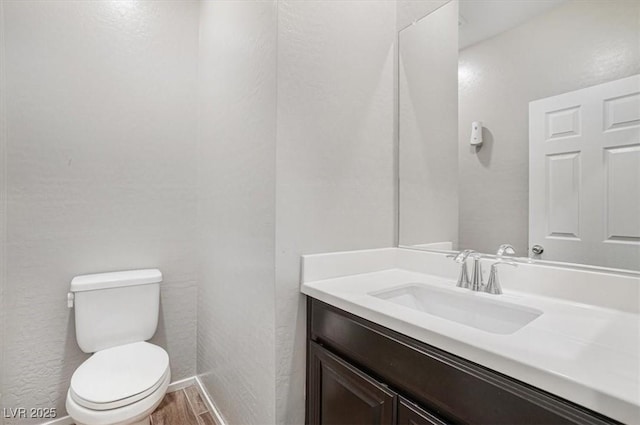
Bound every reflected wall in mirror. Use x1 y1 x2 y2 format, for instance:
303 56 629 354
399 0 640 271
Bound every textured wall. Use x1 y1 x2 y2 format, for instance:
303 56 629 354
275 2 396 423
0 1 6 419
196 2 277 425
396 0 449 31
1 3 402 424
1 1 199 422
458 0 640 255
398 1 458 248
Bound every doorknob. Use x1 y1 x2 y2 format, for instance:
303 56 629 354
531 245 544 255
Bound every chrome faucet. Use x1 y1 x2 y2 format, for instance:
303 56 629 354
449 249 517 295
496 244 516 257
484 261 518 294
469 254 484 291
447 249 475 289
448 250 484 291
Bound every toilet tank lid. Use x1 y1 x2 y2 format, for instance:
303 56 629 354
70 269 162 292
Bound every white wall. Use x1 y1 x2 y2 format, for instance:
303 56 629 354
0 0 6 414
196 2 277 424
196 4 399 424
396 0 449 31
0 2 401 424
398 1 459 248
275 2 397 423
1 1 199 422
458 0 640 255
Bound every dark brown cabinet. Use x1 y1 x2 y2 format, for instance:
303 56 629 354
306 298 619 425
398 399 448 425
308 342 396 425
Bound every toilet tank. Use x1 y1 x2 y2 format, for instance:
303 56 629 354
70 269 162 353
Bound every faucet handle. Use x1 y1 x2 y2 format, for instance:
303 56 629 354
484 261 518 295
450 249 476 263
496 244 516 257
456 262 471 289
447 253 471 288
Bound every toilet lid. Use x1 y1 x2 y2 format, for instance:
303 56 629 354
70 342 169 410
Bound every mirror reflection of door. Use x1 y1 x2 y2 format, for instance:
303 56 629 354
398 0 640 271
529 75 640 271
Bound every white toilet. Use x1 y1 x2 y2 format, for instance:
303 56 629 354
66 269 171 425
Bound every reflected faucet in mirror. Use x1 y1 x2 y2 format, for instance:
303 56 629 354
496 244 516 257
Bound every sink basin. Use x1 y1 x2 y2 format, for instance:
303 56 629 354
371 283 542 334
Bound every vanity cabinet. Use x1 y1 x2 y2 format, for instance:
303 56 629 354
305 298 619 425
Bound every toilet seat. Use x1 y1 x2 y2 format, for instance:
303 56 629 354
66 370 170 425
70 342 170 410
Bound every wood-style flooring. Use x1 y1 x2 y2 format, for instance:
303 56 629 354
150 386 217 425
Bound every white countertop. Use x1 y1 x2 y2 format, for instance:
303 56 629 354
300 248 640 424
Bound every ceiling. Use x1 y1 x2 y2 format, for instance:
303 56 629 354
459 0 569 50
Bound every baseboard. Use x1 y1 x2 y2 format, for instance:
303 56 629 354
40 416 74 425
167 376 197 392
40 376 203 425
194 376 227 425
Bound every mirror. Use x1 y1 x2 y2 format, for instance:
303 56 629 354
398 0 640 271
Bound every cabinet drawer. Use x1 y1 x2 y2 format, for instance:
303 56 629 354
309 299 617 425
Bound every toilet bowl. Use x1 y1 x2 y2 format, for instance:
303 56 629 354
66 269 169 425
66 342 171 425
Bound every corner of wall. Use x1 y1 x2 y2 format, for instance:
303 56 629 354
0 1 7 418
195 2 278 424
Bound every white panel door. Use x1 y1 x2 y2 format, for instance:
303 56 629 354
530 74 640 270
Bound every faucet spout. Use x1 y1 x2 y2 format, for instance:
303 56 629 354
484 260 518 295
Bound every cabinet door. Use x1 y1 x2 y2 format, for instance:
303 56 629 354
308 342 396 425
398 398 449 425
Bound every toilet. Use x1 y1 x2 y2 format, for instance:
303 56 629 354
66 269 170 425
